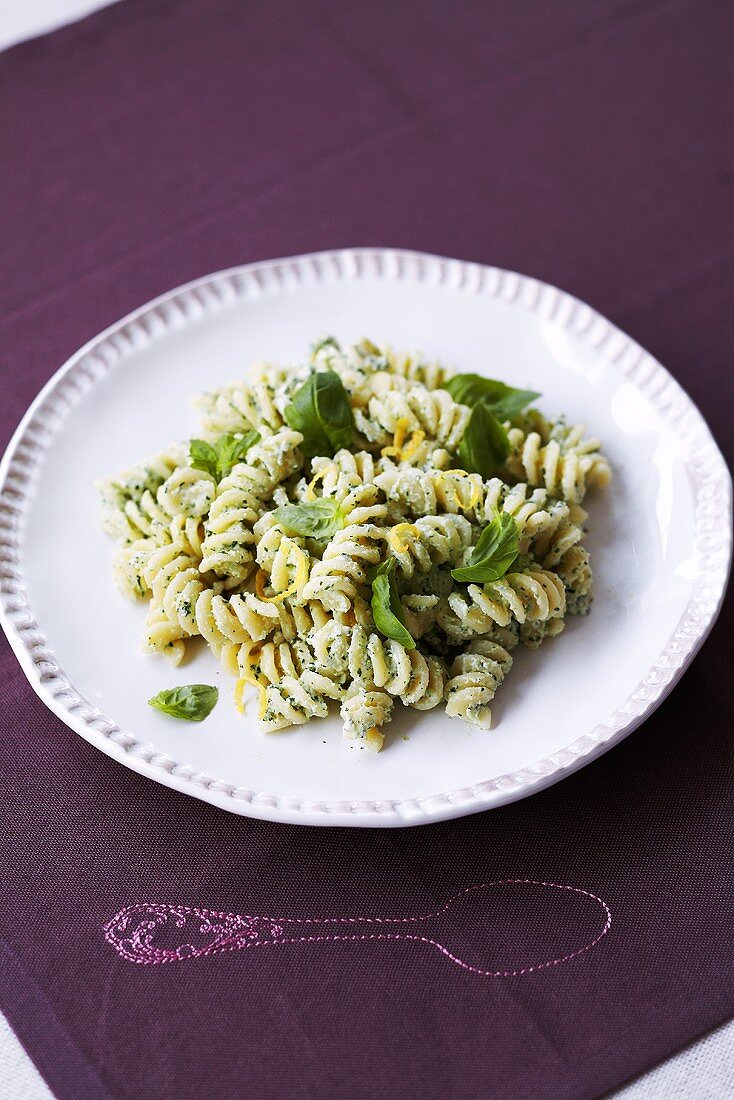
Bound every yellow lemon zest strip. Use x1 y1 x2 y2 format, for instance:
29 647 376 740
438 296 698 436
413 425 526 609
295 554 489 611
435 470 482 510
260 546 309 604
306 469 326 500
388 522 421 555
265 581 296 604
440 468 471 478
235 665 269 720
381 417 411 458
234 663 264 711
233 677 248 714
398 429 425 461
241 639 263 670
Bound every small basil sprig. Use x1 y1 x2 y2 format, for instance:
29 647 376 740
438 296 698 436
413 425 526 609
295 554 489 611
284 371 354 458
148 684 219 722
273 499 345 539
457 404 510 479
370 560 415 650
189 430 261 481
444 374 540 421
451 512 519 584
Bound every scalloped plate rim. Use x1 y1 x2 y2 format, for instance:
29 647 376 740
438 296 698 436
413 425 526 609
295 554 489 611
0 247 730 827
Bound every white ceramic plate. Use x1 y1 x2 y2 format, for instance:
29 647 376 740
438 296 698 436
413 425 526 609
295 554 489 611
0 250 730 827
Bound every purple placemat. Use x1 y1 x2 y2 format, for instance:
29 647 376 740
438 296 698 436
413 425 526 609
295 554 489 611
1 2 733 1098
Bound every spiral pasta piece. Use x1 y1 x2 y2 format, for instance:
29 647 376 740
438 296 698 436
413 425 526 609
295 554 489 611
258 678 331 731
142 607 188 666
243 638 344 732
555 544 593 615
158 466 217 518
310 337 450 410
309 336 389 408
200 429 303 582
401 595 439 639
140 541 208 663
253 527 310 602
254 513 297 571
99 336 611 749
438 567 566 641
113 473 214 568
254 512 321 599
310 620 352 679
96 445 187 541
194 589 250 652
195 591 330 652
385 514 473 577
239 637 344 696
347 626 445 709
361 387 470 452
303 450 379 505
376 465 583 566
384 346 450 391
233 592 331 642
340 689 394 752
372 462 473 516
444 638 514 729
112 538 157 600
300 521 384 614
193 376 285 436
504 424 611 504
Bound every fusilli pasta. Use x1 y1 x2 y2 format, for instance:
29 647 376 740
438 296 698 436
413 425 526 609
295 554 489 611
98 335 610 750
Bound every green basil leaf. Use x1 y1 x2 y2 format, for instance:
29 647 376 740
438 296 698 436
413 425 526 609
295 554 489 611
273 499 345 538
188 439 219 479
214 430 261 478
189 430 261 481
444 373 540 421
457 404 510 479
451 512 519 583
148 684 218 722
370 560 416 650
284 371 354 458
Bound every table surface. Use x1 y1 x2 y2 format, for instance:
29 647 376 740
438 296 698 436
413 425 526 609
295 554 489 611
0 2 731 1098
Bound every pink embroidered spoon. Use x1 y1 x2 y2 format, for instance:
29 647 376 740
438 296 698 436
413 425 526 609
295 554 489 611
104 879 611 977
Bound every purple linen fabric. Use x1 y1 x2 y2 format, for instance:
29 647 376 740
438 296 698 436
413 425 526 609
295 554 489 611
1 2 732 1098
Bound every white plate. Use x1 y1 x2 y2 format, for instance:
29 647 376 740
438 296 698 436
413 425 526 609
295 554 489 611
0 249 730 827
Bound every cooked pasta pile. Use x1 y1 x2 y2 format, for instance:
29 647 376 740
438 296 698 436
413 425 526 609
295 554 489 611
98 337 610 751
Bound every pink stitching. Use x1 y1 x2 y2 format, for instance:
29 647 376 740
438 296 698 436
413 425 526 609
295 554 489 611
103 879 612 977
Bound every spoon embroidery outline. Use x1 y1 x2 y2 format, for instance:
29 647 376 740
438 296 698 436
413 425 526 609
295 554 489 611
104 879 612 977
